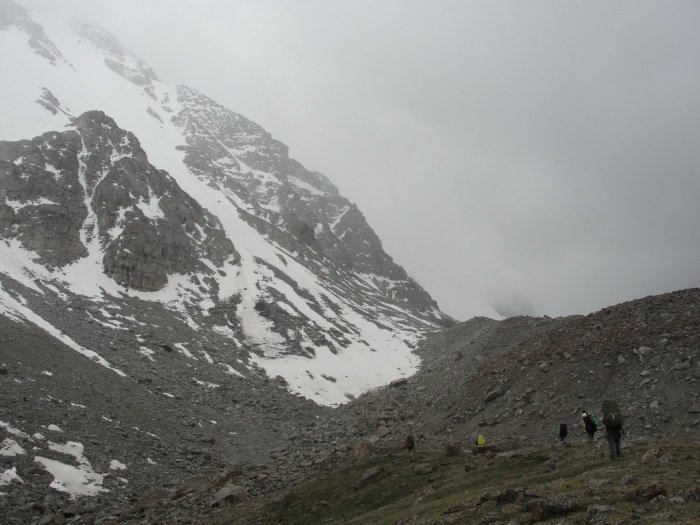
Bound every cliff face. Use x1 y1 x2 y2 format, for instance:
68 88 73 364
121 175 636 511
0 111 238 291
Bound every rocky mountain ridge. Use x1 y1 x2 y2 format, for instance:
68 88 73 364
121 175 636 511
338 288 700 450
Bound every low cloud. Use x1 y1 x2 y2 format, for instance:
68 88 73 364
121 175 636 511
491 294 537 318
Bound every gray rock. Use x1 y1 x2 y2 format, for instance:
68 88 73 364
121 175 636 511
484 387 504 403
354 466 390 490
210 484 247 507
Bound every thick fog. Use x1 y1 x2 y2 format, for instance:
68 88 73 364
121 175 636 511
17 0 700 319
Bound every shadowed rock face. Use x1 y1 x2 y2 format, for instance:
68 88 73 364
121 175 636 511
0 128 88 263
0 93 442 313
0 110 239 291
173 85 442 314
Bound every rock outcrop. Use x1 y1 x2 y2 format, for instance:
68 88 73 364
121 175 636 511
0 111 238 291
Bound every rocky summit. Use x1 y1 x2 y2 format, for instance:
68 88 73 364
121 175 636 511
0 1 699 524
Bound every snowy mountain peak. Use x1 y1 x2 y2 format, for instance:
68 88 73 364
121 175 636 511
0 0 454 407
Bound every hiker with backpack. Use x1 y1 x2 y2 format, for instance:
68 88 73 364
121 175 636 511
602 400 624 459
581 411 598 440
557 419 568 442
403 434 415 462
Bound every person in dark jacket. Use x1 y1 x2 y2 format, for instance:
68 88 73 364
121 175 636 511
557 420 568 442
605 426 622 459
403 434 415 461
602 400 624 459
581 411 597 440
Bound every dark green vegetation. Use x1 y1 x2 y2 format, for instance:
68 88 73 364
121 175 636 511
202 438 700 525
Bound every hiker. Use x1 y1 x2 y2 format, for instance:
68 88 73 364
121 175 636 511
557 419 568 442
581 411 598 440
403 434 415 461
602 400 624 459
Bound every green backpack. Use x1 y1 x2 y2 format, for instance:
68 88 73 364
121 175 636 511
589 412 599 426
602 400 623 429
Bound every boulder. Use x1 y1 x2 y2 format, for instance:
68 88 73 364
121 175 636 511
354 466 390 490
210 484 248 507
529 494 579 522
347 441 372 463
484 387 504 403
134 488 169 512
445 443 462 456
622 483 668 503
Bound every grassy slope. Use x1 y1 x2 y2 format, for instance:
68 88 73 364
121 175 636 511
204 438 700 524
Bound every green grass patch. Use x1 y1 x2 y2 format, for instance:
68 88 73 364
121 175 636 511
205 439 700 525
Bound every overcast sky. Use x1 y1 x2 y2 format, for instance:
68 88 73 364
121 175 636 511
22 0 700 320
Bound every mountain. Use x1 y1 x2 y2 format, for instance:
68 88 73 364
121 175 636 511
0 0 454 408
0 0 453 512
2 2 698 524
0 0 458 517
